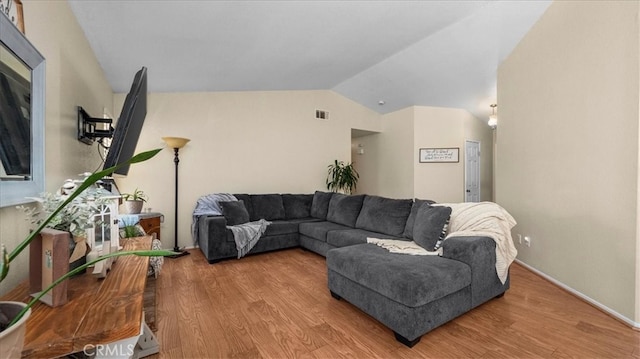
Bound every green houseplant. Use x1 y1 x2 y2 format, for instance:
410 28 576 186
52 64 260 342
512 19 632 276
326 160 360 194
121 188 148 214
0 148 176 357
18 189 108 272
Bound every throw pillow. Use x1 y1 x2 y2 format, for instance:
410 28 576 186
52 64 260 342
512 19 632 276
403 198 437 239
310 191 334 220
220 200 250 226
413 204 452 251
233 194 253 219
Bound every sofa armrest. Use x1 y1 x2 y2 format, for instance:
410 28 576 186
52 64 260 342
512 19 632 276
197 215 237 263
442 236 509 308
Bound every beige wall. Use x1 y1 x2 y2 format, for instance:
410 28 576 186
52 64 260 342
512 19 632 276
376 107 415 199
0 0 113 295
497 0 639 322
352 133 381 195
637 5 640 324
113 90 381 250
413 106 494 203
413 106 464 202
356 106 493 202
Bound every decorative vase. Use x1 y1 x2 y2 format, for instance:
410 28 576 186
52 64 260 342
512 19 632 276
0 301 31 358
123 200 143 214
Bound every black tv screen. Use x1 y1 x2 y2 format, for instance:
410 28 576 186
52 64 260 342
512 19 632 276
0 59 31 178
104 67 147 176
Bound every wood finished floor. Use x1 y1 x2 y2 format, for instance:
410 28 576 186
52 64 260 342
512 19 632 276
150 248 640 358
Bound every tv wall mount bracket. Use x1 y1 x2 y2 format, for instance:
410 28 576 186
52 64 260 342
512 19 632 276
77 106 114 145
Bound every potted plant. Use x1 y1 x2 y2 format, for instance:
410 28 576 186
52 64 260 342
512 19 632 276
18 189 108 273
119 215 146 239
121 188 147 214
326 159 360 194
0 148 176 357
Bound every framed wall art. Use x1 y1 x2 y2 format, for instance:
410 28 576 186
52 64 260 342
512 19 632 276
419 148 459 163
0 0 25 34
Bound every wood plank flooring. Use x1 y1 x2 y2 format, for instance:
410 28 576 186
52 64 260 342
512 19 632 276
150 248 639 358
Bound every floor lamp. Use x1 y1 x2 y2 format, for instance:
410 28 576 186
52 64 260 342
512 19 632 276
162 136 191 258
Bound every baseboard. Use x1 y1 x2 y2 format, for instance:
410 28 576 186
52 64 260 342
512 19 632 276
514 259 640 330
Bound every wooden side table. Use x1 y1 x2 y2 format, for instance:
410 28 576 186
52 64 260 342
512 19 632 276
138 212 163 240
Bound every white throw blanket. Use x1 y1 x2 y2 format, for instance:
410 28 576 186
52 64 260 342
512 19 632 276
367 237 443 256
433 202 517 284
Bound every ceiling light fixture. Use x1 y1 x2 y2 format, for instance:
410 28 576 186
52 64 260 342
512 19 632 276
488 104 497 129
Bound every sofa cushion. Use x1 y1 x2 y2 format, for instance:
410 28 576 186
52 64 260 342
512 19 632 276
326 194 365 227
413 204 452 250
355 195 413 237
220 200 250 225
403 198 437 239
282 194 313 219
233 194 254 220
250 194 285 221
326 228 404 248
310 191 334 220
299 221 352 242
262 220 300 237
326 244 471 307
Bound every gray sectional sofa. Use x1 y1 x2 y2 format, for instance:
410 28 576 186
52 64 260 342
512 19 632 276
195 191 510 347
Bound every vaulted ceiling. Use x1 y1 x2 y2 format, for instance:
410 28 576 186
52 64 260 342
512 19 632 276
68 0 551 121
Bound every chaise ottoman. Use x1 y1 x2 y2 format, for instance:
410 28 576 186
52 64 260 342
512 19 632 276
326 243 473 347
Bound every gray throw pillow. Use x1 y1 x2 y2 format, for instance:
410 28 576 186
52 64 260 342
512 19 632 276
413 204 451 250
233 194 253 219
403 198 437 239
220 200 250 226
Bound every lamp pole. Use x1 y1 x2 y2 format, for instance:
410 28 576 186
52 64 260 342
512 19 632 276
162 137 190 258
171 147 182 253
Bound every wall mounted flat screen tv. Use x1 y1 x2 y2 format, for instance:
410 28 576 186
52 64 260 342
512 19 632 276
103 66 147 176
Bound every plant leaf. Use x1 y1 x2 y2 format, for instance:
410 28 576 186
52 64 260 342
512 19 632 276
7 148 162 263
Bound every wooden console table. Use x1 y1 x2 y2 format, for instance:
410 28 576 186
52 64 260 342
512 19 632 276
1 236 157 358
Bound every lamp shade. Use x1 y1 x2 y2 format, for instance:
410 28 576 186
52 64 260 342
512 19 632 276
162 137 190 149
488 115 497 128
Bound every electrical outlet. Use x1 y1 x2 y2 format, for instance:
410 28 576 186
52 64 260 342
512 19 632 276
517 234 522 244
524 236 531 247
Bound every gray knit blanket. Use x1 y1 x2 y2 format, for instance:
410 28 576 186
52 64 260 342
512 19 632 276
191 193 237 244
227 219 271 258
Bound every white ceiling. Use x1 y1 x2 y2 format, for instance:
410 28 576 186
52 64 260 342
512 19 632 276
68 0 551 120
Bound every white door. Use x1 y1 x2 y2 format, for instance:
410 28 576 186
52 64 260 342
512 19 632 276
465 140 481 202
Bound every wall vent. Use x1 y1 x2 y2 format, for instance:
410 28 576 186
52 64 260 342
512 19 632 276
315 110 329 120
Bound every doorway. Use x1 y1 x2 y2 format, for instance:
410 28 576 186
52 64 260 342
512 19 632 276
464 140 480 202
